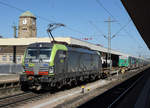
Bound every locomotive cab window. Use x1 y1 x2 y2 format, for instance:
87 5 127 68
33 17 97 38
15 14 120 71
26 48 51 59
39 49 51 59
26 49 38 59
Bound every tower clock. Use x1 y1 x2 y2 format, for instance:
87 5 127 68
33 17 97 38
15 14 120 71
18 11 37 38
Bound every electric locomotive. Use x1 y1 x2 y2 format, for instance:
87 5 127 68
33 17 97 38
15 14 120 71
20 42 102 90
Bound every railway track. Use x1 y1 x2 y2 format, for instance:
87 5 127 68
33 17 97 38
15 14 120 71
0 67 147 108
0 91 51 108
78 67 147 108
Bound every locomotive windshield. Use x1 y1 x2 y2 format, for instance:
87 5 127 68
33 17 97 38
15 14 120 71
26 48 51 59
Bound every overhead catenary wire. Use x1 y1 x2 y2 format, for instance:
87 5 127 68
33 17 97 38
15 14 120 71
95 0 132 38
112 1 143 44
0 1 56 23
112 0 123 10
0 0 93 37
0 1 25 12
95 0 148 57
88 21 106 37
95 0 134 35
65 26 88 36
96 0 115 20
112 0 131 19
87 21 113 45
95 0 143 49
0 0 146 52
113 19 131 37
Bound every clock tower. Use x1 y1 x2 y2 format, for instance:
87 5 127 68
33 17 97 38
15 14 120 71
18 11 37 38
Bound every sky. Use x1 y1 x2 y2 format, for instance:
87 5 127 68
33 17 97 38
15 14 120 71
0 0 150 58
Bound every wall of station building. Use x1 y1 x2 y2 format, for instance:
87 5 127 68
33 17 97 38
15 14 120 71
0 53 23 64
0 46 27 64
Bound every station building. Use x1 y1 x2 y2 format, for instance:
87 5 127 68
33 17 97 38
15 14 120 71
0 11 37 64
0 11 129 65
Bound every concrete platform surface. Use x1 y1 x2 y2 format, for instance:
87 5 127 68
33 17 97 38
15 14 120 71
0 74 19 83
109 68 150 108
21 79 113 108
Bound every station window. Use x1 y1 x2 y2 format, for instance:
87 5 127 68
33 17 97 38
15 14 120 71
9 56 13 61
17 56 21 62
2 55 7 61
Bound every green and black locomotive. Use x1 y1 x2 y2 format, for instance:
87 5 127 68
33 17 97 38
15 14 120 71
20 42 102 90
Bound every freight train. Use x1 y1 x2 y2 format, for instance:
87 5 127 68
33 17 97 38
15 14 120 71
118 55 148 69
20 42 102 90
20 42 149 91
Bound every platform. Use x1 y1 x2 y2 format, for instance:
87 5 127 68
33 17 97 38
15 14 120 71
0 74 19 83
115 68 150 108
78 67 150 108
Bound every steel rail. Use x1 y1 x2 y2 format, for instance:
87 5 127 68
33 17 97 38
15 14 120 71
0 91 31 101
107 73 144 108
0 92 39 108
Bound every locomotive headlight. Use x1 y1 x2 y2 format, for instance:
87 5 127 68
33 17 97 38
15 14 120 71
49 67 54 73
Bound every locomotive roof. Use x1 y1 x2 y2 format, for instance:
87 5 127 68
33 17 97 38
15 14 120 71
67 46 97 54
27 42 53 48
27 42 97 54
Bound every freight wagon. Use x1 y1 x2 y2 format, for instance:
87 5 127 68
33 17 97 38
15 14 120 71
119 55 147 69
